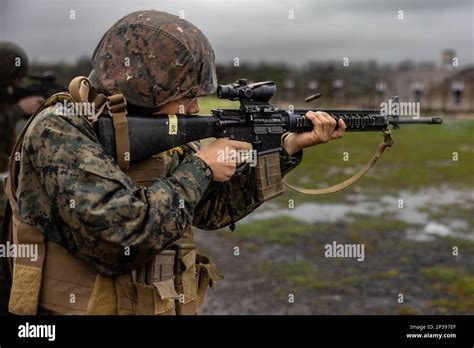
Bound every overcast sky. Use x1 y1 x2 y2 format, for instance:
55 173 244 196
0 0 473 66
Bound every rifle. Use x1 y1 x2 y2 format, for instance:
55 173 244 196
0 72 66 103
95 79 442 200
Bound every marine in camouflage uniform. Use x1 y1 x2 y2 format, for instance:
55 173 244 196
5 11 302 315
0 43 30 224
0 42 33 315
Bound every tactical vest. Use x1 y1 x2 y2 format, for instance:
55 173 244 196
4 92 222 315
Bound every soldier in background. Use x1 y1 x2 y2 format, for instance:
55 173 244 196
0 42 44 314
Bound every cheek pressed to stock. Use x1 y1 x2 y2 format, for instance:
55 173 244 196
158 98 199 115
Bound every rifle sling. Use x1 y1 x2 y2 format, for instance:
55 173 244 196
107 94 130 171
69 76 130 170
283 130 393 195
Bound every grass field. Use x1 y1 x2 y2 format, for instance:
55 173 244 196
284 118 473 192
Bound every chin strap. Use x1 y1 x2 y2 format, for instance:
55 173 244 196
283 130 394 195
68 76 130 170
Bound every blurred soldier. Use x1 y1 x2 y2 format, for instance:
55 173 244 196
4 11 345 315
0 42 43 314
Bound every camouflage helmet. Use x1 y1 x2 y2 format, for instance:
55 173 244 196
0 42 29 82
91 10 217 109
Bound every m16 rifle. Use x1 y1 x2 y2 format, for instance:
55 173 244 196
0 72 66 103
96 79 442 200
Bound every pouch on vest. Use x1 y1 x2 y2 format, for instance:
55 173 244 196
174 243 197 315
115 250 178 315
196 253 223 308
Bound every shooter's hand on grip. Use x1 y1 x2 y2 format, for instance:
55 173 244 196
195 139 251 182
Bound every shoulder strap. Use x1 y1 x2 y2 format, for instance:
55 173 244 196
107 94 130 170
283 130 393 195
68 76 130 170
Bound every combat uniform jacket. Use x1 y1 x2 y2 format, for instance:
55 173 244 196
5 95 302 315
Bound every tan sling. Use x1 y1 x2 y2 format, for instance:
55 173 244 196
282 130 394 195
68 76 130 170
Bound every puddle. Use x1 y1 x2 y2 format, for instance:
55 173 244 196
240 187 474 241
405 222 474 242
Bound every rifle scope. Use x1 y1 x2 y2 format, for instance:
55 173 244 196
217 79 276 102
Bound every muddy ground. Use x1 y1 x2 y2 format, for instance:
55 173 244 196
193 119 474 315
194 189 474 315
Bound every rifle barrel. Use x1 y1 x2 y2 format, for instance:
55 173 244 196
390 116 443 125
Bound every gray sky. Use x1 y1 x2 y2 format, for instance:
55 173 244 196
0 0 473 66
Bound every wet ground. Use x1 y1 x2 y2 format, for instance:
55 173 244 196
194 188 474 315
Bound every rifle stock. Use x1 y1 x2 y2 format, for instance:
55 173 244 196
96 114 218 162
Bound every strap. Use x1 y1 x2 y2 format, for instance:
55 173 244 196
283 130 394 195
69 76 93 103
68 76 107 124
107 94 130 170
69 77 130 170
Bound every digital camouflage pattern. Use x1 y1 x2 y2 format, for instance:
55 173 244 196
18 106 302 276
0 42 29 82
92 10 217 109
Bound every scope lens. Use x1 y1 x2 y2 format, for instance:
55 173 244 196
217 84 238 100
217 85 228 99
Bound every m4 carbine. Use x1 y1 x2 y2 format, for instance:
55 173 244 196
96 79 442 200
0 72 65 103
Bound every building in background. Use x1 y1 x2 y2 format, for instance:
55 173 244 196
387 51 474 112
424 67 474 112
